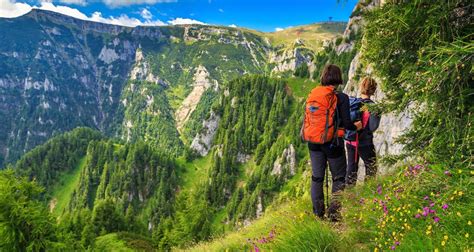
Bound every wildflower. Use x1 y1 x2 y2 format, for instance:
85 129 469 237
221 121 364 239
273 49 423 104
444 170 452 176
457 212 462 217
441 241 446 246
377 185 383 195
465 233 469 238
442 204 448 210
468 221 472 226
395 241 400 246
444 235 448 240
423 196 429 200
458 191 464 196
434 249 439 252
457 169 462 174
433 216 440 223
391 245 396 250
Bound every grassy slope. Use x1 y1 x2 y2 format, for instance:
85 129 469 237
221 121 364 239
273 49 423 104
238 22 345 52
50 156 86 216
186 164 473 251
265 22 345 52
285 77 318 100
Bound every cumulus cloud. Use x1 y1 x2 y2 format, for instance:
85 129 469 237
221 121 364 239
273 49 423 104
168 17 205 25
229 24 237 28
275 27 284 32
0 0 204 27
140 8 152 20
102 0 177 7
0 0 32 18
59 0 87 6
90 11 165 27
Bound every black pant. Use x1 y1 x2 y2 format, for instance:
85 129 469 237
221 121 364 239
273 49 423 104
346 144 377 186
308 142 346 217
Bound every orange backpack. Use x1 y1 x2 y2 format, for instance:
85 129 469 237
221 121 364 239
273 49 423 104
301 86 338 144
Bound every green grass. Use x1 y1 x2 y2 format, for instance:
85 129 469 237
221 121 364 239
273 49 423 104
185 163 473 251
177 154 212 191
94 233 134 252
185 196 340 252
50 156 86 216
285 77 318 100
94 232 155 252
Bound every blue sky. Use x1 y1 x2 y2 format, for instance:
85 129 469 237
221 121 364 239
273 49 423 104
1 0 358 32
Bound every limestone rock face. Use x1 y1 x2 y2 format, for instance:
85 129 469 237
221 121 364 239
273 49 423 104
271 144 297 177
175 66 217 131
190 111 220 156
342 0 412 174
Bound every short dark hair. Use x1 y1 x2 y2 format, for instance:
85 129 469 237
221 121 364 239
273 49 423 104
320 64 343 86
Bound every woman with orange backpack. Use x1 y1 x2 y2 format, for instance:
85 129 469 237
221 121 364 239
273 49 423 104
345 77 381 186
301 64 362 221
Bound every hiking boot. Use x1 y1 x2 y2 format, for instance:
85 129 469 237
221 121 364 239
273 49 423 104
327 201 342 222
313 201 325 219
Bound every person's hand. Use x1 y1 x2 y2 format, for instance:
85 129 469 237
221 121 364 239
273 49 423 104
354 121 363 131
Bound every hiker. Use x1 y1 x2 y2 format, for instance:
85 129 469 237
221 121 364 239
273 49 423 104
300 64 362 221
345 77 381 186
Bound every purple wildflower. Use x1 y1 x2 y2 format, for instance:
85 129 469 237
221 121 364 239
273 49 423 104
415 213 421 218
433 216 440 223
391 245 396 250
442 203 448 210
444 170 452 176
377 185 383 195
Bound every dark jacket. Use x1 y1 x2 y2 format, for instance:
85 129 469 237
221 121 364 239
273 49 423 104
358 98 381 146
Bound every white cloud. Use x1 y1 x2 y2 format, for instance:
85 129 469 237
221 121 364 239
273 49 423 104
59 0 87 6
229 24 237 28
0 0 202 28
218 8 223 13
168 17 205 25
102 0 177 7
275 27 284 32
39 2 88 20
90 11 165 27
140 8 152 20
0 0 32 18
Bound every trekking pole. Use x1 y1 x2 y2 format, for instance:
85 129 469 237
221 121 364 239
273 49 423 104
325 165 329 211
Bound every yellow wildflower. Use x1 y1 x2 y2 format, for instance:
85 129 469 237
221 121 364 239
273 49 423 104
444 235 448 240
458 191 464 196
426 230 431 235
457 169 462 174
468 221 472 225
457 212 462 217
441 241 446 246
465 233 469 238
428 225 432 230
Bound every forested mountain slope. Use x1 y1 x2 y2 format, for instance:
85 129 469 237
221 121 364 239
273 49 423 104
0 0 471 251
0 9 343 167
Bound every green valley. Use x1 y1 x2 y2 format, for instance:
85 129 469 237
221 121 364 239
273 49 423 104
0 0 472 251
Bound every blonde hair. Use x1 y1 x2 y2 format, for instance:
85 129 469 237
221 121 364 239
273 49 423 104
360 77 377 96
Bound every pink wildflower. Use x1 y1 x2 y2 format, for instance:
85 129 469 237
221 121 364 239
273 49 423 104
442 204 448 210
433 216 440 223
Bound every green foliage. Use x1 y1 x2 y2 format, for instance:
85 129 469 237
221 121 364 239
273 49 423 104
0 170 58 251
14 127 103 190
92 199 127 236
205 75 292 207
362 0 473 165
312 43 358 84
294 63 310 78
